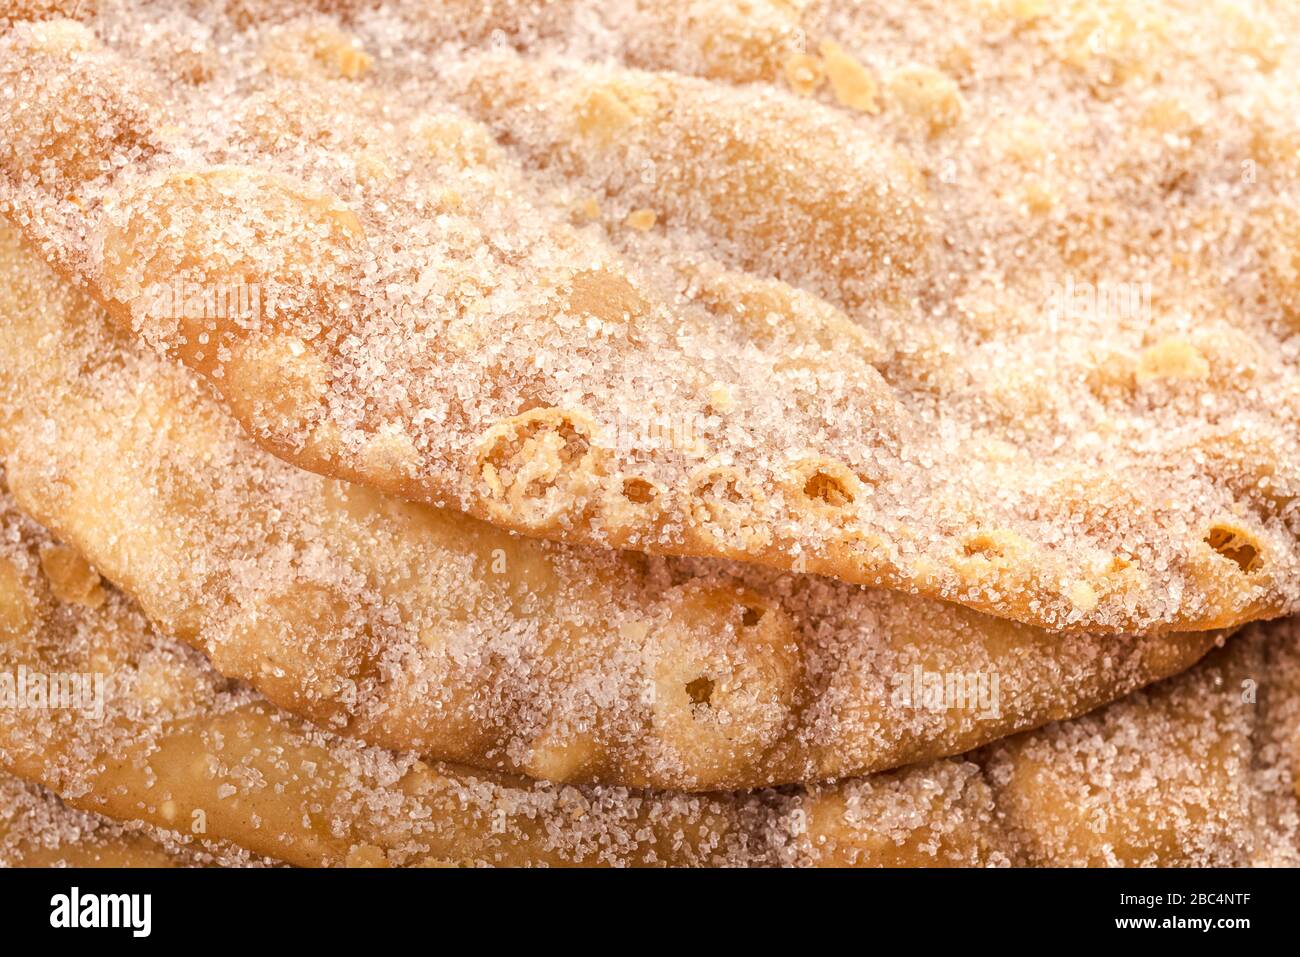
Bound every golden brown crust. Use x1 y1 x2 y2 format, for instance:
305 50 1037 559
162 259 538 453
0 488 1006 867
0 3 1297 634
3 492 1296 867
0 220 1226 792
0 773 270 867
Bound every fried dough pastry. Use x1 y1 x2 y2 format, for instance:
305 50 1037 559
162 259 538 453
0 221 1224 792
1 2 1297 635
0 488 1008 867
0 773 271 867
3 491 1297 866
982 628 1282 867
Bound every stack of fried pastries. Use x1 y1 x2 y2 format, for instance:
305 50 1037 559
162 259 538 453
0 0 1298 866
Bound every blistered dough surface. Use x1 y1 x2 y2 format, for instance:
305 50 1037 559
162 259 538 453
0 1 1297 634
0 220 1222 791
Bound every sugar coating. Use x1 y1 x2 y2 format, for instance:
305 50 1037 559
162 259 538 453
0 487 995 866
1 483 1296 866
0 0 1296 635
982 619 1300 866
0 771 274 867
0 220 1225 791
